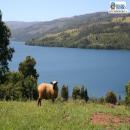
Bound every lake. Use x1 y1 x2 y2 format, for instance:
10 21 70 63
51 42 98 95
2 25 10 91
9 41 130 98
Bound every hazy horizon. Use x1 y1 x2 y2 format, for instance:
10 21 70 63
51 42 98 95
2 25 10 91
5 11 108 22
1 0 129 22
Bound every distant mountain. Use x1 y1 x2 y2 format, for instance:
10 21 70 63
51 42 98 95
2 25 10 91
6 21 40 41
6 12 113 41
6 21 36 30
6 12 130 49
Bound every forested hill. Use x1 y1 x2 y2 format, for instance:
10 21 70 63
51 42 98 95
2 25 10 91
7 12 130 49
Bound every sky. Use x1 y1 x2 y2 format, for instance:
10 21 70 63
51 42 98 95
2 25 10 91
0 0 130 22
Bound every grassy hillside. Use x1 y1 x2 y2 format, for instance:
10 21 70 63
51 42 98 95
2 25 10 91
7 12 112 41
6 12 130 49
0 100 130 130
26 14 130 49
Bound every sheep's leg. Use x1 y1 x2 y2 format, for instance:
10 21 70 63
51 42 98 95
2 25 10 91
37 98 40 106
38 98 42 106
52 98 55 103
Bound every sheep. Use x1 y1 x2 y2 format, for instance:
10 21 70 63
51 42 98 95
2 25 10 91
37 81 58 106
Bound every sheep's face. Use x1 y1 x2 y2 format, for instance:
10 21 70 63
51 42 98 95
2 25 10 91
51 81 58 91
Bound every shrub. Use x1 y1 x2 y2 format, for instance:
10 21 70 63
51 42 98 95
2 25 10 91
98 97 105 104
105 91 117 104
125 81 130 105
72 86 80 100
89 97 98 103
61 85 68 101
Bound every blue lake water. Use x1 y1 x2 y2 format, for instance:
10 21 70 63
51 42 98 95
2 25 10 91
9 41 130 98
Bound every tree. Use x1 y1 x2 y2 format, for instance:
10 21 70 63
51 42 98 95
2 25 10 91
18 56 39 80
84 88 89 102
0 10 2 21
61 85 68 101
80 86 89 102
0 72 37 100
0 10 14 83
125 81 130 105
80 86 85 99
105 91 117 104
22 76 37 100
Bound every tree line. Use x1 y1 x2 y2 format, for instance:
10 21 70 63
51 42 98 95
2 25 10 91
60 83 130 106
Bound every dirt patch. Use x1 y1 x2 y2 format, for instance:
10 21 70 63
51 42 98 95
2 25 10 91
91 112 130 127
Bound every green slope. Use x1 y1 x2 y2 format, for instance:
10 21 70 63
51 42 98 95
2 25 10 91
26 12 130 49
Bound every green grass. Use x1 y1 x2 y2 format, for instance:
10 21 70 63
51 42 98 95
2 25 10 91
0 100 130 130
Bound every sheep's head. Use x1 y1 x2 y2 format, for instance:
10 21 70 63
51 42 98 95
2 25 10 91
51 81 58 91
